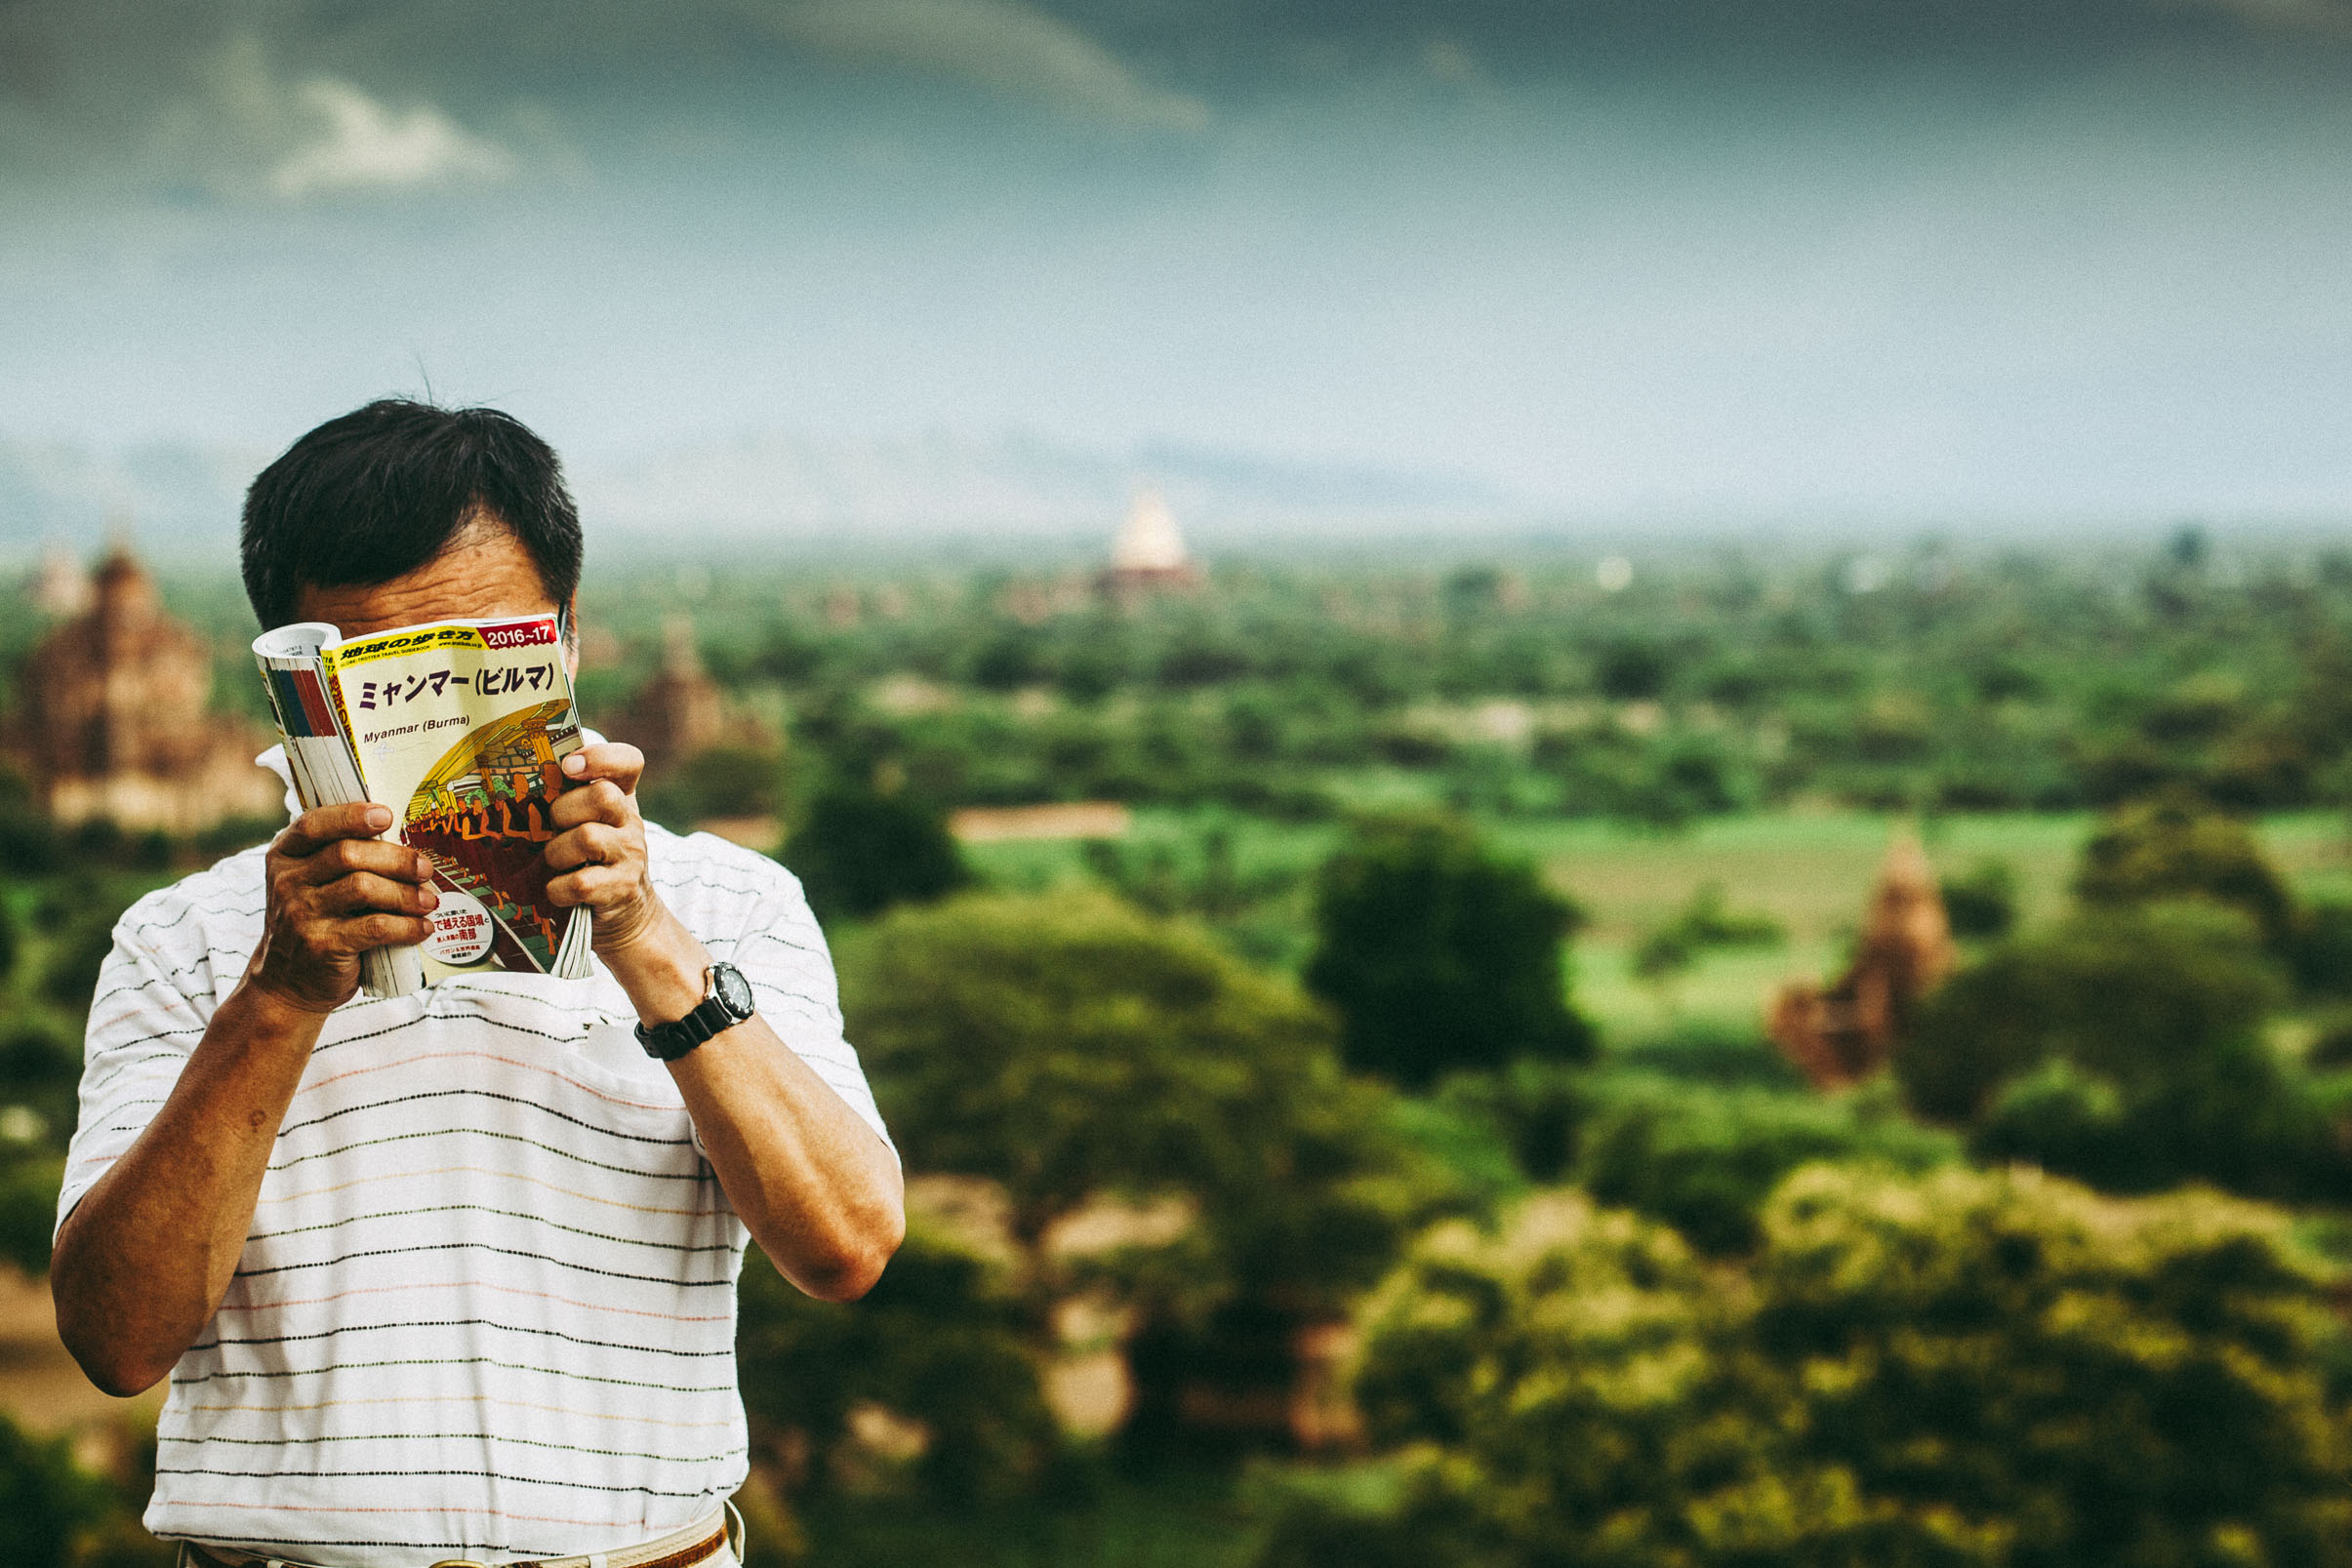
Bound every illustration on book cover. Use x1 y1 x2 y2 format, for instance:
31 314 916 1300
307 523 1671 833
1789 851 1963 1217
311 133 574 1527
404 699 582 975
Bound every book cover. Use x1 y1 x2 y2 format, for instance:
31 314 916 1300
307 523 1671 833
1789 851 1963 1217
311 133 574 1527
254 615 592 995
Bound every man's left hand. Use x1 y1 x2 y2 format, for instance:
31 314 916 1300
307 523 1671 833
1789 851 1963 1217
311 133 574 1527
544 738 903 1300
547 741 663 954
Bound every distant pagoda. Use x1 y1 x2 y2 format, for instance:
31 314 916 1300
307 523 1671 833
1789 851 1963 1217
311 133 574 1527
618 618 733 781
1099 489 1201 603
16 543 282 832
1766 829 1958 1090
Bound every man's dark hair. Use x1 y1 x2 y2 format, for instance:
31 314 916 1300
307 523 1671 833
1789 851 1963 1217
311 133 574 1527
240 399 584 630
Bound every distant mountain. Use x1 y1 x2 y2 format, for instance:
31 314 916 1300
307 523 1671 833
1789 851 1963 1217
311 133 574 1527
0 439 265 558
571 430 1517 544
0 429 1521 559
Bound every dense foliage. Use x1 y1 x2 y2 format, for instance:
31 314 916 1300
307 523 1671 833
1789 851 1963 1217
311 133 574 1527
0 1413 110 1562
1304 816 1593 1089
1936 856 2018 941
845 893 1451 1310
2074 793 2296 942
736 1219 1057 1502
1263 1166 2352 1568
1575 1076 1955 1255
1900 905 2352 1200
781 784 971 921
553 540 2352 828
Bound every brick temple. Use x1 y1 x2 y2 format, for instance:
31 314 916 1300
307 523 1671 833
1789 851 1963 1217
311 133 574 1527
16 545 281 833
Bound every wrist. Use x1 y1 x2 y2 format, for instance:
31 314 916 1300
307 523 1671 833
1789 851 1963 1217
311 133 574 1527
225 974 338 1042
598 907 711 1027
635 961 753 1061
587 877 668 958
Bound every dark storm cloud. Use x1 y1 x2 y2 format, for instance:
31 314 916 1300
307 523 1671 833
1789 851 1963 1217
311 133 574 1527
0 0 1224 199
1068 0 2352 76
7 0 2351 191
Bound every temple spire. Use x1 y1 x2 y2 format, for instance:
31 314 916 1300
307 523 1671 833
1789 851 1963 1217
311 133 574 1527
1100 487 1201 602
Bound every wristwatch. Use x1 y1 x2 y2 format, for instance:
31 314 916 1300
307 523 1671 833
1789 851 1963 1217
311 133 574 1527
635 962 756 1061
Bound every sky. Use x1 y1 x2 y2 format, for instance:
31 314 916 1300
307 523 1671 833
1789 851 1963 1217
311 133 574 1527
5 0 2352 527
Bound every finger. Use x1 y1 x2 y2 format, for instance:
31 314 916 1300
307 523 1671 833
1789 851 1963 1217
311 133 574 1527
545 823 631 874
547 864 640 908
292 838 434 887
560 742 645 794
276 803 394 859
328 912 437 953
315 871 442 918
551 780 632 831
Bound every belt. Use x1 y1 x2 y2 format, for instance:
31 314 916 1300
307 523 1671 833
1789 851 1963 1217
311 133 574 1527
178 1501 742 1568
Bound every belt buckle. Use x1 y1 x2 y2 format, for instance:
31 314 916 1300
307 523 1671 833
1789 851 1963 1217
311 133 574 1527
428 1560 494 1568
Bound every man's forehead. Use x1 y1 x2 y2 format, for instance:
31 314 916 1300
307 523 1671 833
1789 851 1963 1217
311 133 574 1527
291 526 558 638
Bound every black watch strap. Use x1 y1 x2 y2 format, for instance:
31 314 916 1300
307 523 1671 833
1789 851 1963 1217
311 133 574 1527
636 962 756 1061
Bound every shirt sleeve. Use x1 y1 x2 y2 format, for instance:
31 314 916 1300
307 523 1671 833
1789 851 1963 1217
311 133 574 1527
56 920 218 1235
710 868 897 1163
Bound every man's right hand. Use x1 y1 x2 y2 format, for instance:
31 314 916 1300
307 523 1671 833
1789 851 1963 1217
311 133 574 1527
59 802 440 1393
249 803 439 1014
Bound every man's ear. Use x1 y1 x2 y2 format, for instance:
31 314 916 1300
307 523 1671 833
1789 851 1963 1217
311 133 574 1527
562 601 580 680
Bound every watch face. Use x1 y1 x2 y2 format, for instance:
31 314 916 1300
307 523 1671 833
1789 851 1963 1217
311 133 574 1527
713 963 754 1019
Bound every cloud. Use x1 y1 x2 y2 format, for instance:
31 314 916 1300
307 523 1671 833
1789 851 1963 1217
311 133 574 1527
0 20 518 202
194 33 511 200
266 77 513 198
756 0 1209 131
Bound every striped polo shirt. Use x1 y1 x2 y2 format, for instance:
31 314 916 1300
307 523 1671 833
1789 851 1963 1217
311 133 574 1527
58 785 891 1564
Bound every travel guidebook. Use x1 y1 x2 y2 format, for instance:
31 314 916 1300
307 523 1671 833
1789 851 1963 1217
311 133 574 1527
252 614 593 998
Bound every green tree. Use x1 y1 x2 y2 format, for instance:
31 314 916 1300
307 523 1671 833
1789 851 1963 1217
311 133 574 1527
1080 826 1301 923
1261 1166 2352 1568
2074 791 2293 944
1631 883 1784 1011
781 785 970 923
1304 817 1592 1090
0 801 61 876
42 913 117 1008
1427 1058 1591 1185
1939 855 2018 941
2284 900 2352 998
1628 922 1697 1002
1900 902 2279 1124
1745 1166 2352 1566
845 892 1439 1303
0 1151 64 1274
845 892 1456 1465
0 1022 81 1150
1576 1078 1954 1255
735 1219 1056 1503
0 1412 108 1562
1896 904 2343 1199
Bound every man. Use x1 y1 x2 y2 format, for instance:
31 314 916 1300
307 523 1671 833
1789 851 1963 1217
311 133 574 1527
51 401 905 1566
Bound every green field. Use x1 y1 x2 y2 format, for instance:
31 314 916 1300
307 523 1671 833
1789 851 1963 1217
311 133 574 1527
963 808 2352 1045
